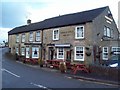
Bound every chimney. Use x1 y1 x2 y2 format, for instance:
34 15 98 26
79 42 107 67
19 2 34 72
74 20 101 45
27 19 31 25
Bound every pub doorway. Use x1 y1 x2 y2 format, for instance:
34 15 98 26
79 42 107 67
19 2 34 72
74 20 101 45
48 47 54 60
66 50 71 62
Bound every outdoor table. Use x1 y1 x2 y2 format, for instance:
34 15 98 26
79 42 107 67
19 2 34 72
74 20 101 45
71 63 89 74
46 60 63 68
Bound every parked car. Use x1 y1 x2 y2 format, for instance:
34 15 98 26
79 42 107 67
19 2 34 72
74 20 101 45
105 55 120 68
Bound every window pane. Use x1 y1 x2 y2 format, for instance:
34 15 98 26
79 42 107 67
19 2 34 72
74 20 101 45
75 47 84 61
22 34 25 42
21 47 25 55
104 27 107 36
103 47 108 60
32 47 39 58
16 35 19 42
26 48 29 58
75 26 84 39
107 28 110 37
16 47 19 54
57 48 64 59
53 29 59 40
36 31 40 41
29 32 33 41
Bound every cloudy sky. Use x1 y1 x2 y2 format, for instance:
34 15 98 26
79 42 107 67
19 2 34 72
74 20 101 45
0 0 119 43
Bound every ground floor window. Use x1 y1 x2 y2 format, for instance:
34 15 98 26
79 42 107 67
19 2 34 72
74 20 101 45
74 46 84 61
111 47 120 55
16 47 19 55
102 47 108 60
21 47 25 56
26 47 29 58
57 48 64 59
32 47 39 58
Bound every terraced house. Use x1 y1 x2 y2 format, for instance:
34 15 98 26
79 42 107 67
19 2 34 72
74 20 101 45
8 6 120 66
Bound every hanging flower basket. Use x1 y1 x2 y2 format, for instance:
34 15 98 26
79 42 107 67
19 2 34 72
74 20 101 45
85 47 90 50
85 51 91 56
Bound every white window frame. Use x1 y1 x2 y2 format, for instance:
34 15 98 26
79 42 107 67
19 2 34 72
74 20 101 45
112 47 120 55
22 34 25 42
111 29 114 38
26 47 29 58
74 46 84 61
104 26 111 37
36 31 41 42
21 47 25 56
75 26 84 39
32 47 39 58
16 35 19 42
119 34 120 39
16 47 19 55
53 29 59 40
29 32 33 42
107 27 111 37
102 47 108 60
57 48 64 59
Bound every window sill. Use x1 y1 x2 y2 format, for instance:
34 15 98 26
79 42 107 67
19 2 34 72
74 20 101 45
74 59 84 61
75 37 85 40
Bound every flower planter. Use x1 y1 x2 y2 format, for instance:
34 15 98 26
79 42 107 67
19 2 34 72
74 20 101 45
85 51 91 56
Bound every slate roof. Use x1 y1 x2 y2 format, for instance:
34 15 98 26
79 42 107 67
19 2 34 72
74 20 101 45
8 6 108 35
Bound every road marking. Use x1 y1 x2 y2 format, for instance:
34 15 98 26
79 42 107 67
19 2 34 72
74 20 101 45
30 82 51 90
1 68 20 78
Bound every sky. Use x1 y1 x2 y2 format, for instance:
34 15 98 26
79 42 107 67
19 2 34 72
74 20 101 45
0 0 119 43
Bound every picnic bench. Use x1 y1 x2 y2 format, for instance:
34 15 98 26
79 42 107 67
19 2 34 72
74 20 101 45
46 60 71 69
46 60 62 68
46 60 90 74
71 63 90 74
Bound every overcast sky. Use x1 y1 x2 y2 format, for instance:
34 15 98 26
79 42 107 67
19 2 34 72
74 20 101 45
0 0 119 43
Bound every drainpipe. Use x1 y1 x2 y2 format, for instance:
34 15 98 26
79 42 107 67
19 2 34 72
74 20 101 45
40 30 43 67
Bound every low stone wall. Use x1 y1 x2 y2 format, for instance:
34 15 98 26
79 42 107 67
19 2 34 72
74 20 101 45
89 65 120 81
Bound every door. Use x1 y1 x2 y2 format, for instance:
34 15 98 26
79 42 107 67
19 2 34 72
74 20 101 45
66 50 71 61
48 47 54 60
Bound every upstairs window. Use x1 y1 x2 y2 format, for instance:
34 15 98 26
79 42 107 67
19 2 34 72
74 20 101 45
16 35 19 42
75 26 84 39
111 29 114 38
119 34 120 39
21 34 25 42
36 31 41 42
29 32 33 42
53 29 59 40
104 26 113 38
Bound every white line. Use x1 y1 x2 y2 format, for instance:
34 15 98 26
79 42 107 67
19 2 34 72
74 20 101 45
2 68 20 78
30 82 51 90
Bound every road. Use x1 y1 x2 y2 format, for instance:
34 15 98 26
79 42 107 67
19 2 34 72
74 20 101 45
1 48 118 89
